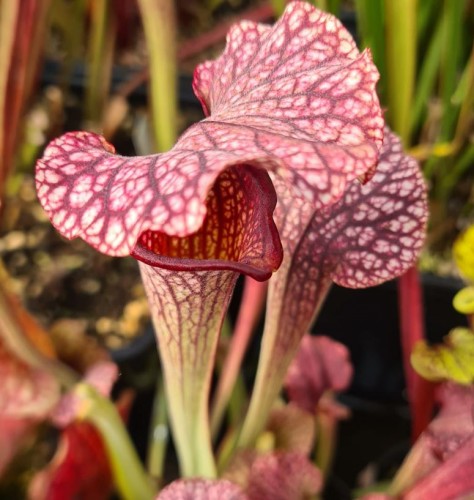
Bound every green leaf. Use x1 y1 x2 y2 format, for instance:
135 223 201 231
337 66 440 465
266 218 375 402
438 0 465 141
85 0 115 128
355 0 386 103
410 15 443 135
453 286 474 315
137 0 177 152
411 328 474 384
453 225 474 282
384 0 417 145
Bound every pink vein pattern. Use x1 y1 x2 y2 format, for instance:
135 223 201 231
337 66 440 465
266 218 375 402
36 1 383 265
272 128 427 355
140 265 237 474
132 165 282 280
240 129 428 445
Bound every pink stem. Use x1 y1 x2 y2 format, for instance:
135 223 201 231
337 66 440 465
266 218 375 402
210 277 268 438
398 266 435 441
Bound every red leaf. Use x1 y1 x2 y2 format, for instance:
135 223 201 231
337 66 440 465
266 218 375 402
223 450 322 500
157 478 246 499
194 2 384 185
390 383 474 496
0 0 51 202
285 335 353 414
404 435 474 500
36 2 382 268
0 288 59 476
29 422 113 500
37 136 281 279
29 391 133 500
428 384 474 460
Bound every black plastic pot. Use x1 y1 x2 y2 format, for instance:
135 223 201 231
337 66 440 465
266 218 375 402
313 273 467 488
314 273 466 403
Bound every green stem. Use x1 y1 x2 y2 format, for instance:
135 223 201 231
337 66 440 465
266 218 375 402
384 0 417 145
314 409 337 479
312 0 341 15
453 43 474 144
355 0 386 104
161 373 217 477
410 14 443 135
438 0 464 141
137 0 177 152
146 377 169 488
313 0 328 11
326 0 341 15
76 384 155 500
417 0 436 41
85 0 115 128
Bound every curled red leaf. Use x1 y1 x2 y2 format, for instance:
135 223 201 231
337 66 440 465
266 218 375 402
133 165 282 280
276 128 428 296
29 391 133 500
278 126 427 351
37 135 281 280
195 2 384 176
404 435 474 500
36 1 382 273
29 422 113 500
266 127 427 382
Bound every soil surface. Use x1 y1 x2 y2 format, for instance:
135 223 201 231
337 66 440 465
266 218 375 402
0 176 150 351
